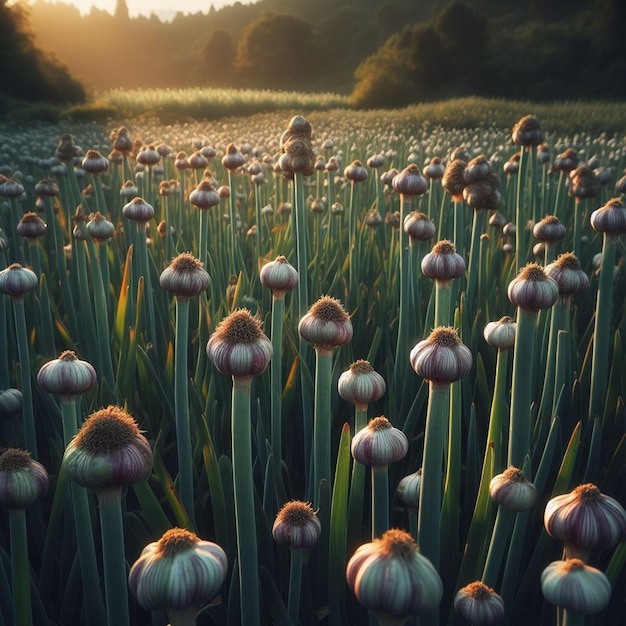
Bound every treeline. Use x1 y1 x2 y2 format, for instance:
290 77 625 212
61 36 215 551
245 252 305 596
4 0 626 117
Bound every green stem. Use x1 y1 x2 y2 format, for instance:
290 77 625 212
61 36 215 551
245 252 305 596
418 382 449 570
481 507 515 588
174 297 195 524
562 610 584 626
515 147 528 269
589 233 616 420
435 281 452 328
232 375 260 626
508 308 538 468
371 465 389 538
97 488 130 626
287 549 303 625
347 407 368 549
313 350 333 504
135 224 158 355
465 209 485 315
167 608 197 626
10 508 32 626
270 295 285 465
13 298 36 458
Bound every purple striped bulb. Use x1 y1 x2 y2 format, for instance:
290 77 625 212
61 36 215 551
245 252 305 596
298 296 353 354
351 416 408 467
454 581 505 626
272 501 321 550
37 350 97 400
338 360 386 411
0 448 49 509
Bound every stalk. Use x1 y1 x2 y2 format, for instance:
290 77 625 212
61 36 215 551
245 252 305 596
371 465 389 538
174 297 195 523
97 488 130 626
10 508 32 626
134 221 158 355
13 298 36 457
588 233 616 420
167 609 197 626
231 375 260 626
514 147 528 268
508 308 537 468
418 382 449 570
481 507 515 588
347 407 368 548
313 350 333 502
270 295 285 465
287 549 303 625
435 280 453 328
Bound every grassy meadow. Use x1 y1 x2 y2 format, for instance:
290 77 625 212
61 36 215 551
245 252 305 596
0 91 624 626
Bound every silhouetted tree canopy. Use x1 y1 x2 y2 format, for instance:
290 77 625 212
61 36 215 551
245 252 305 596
234 12 319 89
0 0 85 109
201 29 236 85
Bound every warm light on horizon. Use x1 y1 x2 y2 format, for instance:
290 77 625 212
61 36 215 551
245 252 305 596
25 0 257 20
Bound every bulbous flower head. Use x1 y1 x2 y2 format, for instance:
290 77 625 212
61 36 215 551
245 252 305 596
424 157 445 180
338 360 386 411
0 389 22 418
454 581 505 626
82 149 109 175
159 252 210 300
110 126 133 155
272 500 321 550
421 240 466 285
489 467 537 512
37 350 97 400
544 483 626 559
35 178 60 197
0 263 38 299
86 212 115 242
533 215 566 244
189 178 220 211
507 263 559 311
396 469 422 510
63 406 152 491
344 160 368 183
403 211 436 242
0 448 48 509
128 527 228 612
392 164 428 197
298 296 353 354
259 255 298 298
483 316 516 350
122 197 155 225
442 159 467 200
206 309 272 378
346 528 443 621
590 197 626 237
541 559 611 615
568 165 599 200
221 144 246 171
410 326 473 386
17 212 47 242
351 416 408 467
544 253 589 297
512 115 544 147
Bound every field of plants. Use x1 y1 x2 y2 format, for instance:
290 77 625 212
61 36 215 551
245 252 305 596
0 101 624 626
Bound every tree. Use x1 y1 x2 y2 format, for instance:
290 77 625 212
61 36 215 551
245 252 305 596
234 11 319 89
434 1 490 64
201 30 236 85
0 0 85 106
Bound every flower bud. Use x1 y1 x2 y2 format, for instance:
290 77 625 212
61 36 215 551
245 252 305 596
512 115 544 147
338 360 386 411
421 240 466 285
541 559 611 615
590 197 626 236
568 165 599 200
37 350 97 400
489 467 537 512
82 149 109 175
403 211 436 242
410 326 473 386
189 178 220 210
533 215 566 244
544 483 626 559
552 148 579 173
160 252 210 300
0 263 38 299
424 157 444 180
396 469 422 510
483 316 516 350
442 159 467 200
136 144 160 167
272 500 321 550
544 253 589 297
128 527 228 612
392 164 428 197
507 263 559 311
260 256 298 298
122 197 155 226
346 528 443 620
86 212 115 242
298 296 353 354
221 144 246 171
351 416 408 467
454 581 505 626
63 405 153 491
0 448 49 509
206 309 272 378
344 160 368 183
17 212 47 243
0 389 22 418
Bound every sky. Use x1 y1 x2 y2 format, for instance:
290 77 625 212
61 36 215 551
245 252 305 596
31 0 257 20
